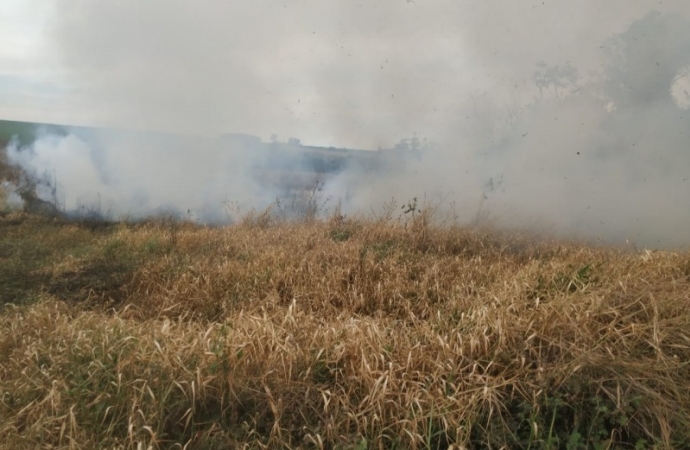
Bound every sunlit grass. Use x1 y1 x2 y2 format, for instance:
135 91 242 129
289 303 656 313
1 211 689 449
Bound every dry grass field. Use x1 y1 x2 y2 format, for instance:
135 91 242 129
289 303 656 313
1 209 689 449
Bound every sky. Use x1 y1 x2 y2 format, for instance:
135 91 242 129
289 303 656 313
2 1 690 249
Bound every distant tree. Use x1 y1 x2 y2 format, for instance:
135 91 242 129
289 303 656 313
288 137 301 146
532 62 578 98
391 135 433 160
270 134 278 143
594 11 690 165
601 11 690 109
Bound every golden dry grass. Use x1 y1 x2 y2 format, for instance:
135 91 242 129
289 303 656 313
1 211 690 449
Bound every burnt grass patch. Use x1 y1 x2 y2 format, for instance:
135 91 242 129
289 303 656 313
0 214 143 307
45 259 135 305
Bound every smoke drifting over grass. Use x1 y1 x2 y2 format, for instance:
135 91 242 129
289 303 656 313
6 130 269 222
3 2 690 249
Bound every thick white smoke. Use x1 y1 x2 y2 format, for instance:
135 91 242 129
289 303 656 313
3 2 690 249
6 130 267 222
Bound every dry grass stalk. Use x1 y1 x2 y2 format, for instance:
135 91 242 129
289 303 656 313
1 212 689 449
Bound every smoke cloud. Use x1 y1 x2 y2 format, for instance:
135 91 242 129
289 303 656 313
6 130 270 222
3 1 690 249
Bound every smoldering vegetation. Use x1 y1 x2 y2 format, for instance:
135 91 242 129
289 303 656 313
2 10 690 249
1 123 393 223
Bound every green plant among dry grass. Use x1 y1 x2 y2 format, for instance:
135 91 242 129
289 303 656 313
1 210 690 449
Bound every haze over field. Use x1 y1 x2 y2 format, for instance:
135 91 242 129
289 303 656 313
1 1 690 248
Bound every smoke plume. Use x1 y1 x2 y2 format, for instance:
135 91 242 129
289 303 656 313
3 1 690 249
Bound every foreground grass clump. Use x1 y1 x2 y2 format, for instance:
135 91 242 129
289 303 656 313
1 212 690 449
